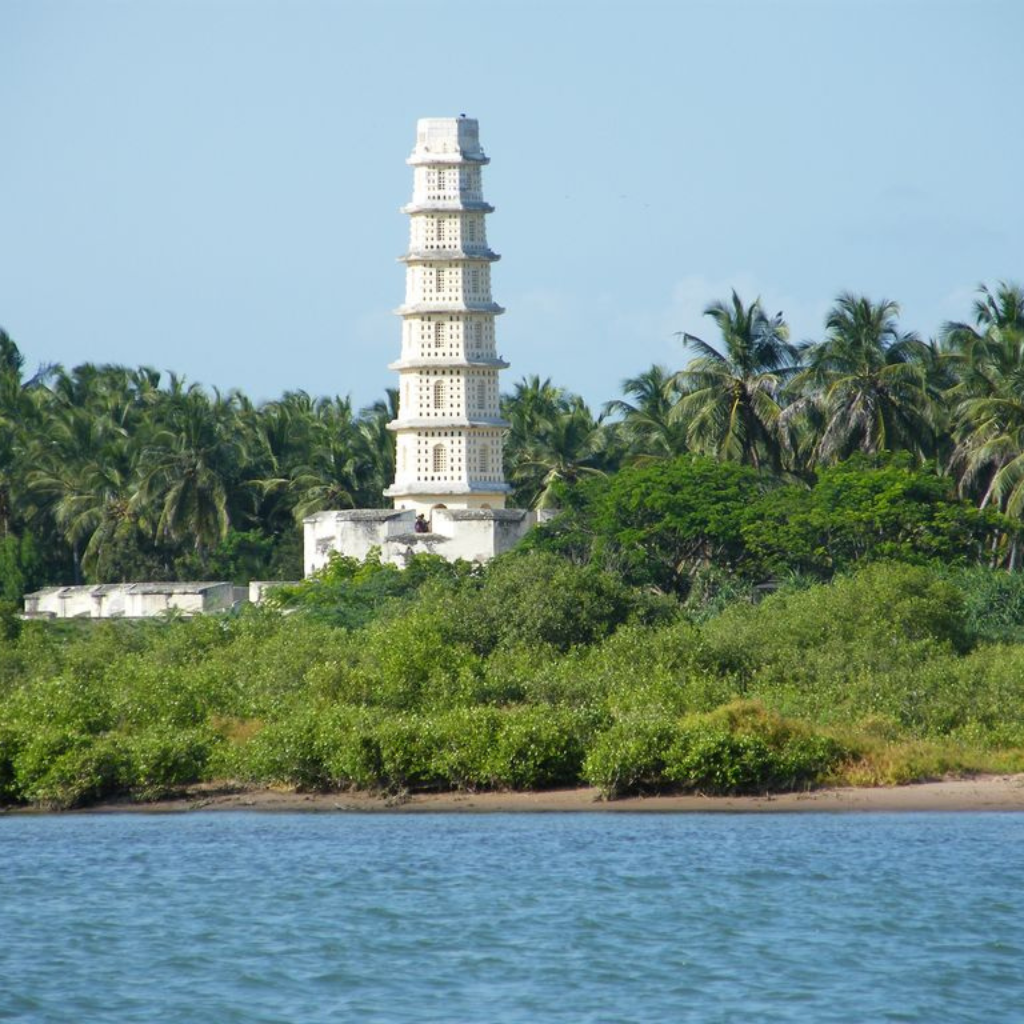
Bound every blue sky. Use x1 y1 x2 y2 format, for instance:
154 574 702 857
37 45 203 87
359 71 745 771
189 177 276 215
2 0 1021 411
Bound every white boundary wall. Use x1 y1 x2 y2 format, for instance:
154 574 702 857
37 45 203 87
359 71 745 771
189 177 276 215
303 508 555 576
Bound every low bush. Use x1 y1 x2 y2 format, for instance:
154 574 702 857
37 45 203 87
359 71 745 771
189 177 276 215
226 703 594 795
120 724 218 800
582 712 678 798
584 702 846 799
490 705 592 789
663 702 846 794
226 705 329 790
0 720 21 804
15 731 125 810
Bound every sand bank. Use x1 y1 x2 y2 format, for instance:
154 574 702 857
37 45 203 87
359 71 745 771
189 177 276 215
26 773 1024 815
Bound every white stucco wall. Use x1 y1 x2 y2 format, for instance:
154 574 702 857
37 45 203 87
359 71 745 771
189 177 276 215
303 507 554 575
23 582 244 620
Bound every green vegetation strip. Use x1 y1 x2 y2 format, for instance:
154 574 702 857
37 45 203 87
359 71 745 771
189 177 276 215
3 552 1023 810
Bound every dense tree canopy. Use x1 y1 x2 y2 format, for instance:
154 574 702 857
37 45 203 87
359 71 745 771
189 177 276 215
2 280 1023 601
526 454 1016 595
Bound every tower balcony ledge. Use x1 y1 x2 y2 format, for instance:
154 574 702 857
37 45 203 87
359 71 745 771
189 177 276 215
400 249 500 264
384 482 513 497
401 201 494 215
406 153 490 167
386 416 510 430
395 301 505 316
387 357 510 371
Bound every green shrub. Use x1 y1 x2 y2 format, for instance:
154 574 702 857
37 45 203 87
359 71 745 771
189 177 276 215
583 713 677 798
371 713 442 791
0 721 21 804
424 707 503 788
698 563 970 723
584 702 845 799
226 706 329 790
120 724 218 799
15 730 125 810
664 701 845 794
314 706 387 789
440 551 666 655
944 566 1024 644
268 550 475 628
351 606 484 711
490 705 591 789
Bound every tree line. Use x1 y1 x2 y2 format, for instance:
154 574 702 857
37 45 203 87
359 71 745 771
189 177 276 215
1 280 1021 599
505 281 1024 510
0 343 398 595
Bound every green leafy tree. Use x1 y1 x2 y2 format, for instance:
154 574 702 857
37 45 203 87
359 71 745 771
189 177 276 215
742 455 1016 577
530 455 765 595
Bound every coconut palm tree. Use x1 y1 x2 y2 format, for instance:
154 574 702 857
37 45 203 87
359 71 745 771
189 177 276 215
137 388 246 567
23 399 138 583
672 291 797 470
945 282 1024 350
508 395 608 509
788 293 933 466
603 365 688 461
280 396 365 521
942 282 1024 513
355 389 398 507
0 330 54 537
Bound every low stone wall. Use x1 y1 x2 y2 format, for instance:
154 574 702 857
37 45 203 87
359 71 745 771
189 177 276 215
23 582 247 620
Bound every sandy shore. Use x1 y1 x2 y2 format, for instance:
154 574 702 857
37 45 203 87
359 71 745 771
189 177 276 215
12 773 1019 815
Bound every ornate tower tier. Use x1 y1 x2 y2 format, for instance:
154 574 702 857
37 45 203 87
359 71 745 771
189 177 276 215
384 117 512 515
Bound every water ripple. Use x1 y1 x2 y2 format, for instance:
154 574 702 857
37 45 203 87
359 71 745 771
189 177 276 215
1 812 1022 1022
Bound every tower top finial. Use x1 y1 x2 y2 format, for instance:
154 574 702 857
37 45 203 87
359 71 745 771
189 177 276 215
410 117 487 165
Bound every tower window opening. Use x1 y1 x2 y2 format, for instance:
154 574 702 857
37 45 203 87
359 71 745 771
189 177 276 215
435 268 445 292
434 322 445 348
433 380 446 410
433 444 448 474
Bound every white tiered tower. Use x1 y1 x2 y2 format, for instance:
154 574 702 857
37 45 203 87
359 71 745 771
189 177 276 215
384 116 512 515
302 117 544 575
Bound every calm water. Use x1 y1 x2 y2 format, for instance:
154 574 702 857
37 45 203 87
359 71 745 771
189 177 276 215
1 812 1022 1023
